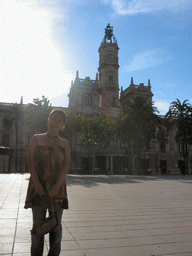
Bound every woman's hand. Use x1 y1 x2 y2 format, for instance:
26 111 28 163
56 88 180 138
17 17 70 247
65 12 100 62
49 183 60 198
34 181 44 196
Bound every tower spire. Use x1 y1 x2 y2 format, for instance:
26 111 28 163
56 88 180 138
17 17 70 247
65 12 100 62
131 77 134 85
76 70 79 79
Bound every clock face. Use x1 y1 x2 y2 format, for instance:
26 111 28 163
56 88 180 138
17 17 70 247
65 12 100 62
107 54 114 61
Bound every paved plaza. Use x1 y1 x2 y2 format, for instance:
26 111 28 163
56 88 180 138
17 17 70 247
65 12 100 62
0 173 192 256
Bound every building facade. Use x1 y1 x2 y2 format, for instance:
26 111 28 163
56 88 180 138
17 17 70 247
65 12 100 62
1 24 192 174
68 24 192 175
69 23 121 119
0 101 27 172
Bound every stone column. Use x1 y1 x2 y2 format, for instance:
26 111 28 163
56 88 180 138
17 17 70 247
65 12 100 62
106 156 109 173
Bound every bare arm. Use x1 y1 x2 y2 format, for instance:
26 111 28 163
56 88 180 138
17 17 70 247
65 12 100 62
28 136 44 196
49 140 71 198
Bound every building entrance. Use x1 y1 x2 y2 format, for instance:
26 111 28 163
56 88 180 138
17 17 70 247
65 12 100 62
82 157 92 174
179 160 185 175
113 156 128 173
160 160 167 174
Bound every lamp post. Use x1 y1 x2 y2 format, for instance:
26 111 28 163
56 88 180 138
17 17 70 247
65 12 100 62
87 139 98 174
88 139 91 174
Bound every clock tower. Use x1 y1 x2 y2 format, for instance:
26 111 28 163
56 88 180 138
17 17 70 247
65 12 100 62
98 24 119 109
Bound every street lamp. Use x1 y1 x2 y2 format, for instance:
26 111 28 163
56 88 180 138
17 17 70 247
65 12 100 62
88 139 91 174
87 139 98 174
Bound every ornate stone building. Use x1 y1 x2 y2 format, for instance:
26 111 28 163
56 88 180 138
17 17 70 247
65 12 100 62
69 24 121 119
68 24 192 175
69 24 154 117
68 24 127 173
120 77 153 107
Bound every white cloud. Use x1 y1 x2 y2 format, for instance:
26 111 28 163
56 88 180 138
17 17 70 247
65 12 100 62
0 0 73 105
154 100 170 115
108 0 191 15
124 49 165 72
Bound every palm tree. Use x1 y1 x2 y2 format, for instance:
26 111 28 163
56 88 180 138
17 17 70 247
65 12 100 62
2 103 23 172
166 99 191 118
165 99 192 174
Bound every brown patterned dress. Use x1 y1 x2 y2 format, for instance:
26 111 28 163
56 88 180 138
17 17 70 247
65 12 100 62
24 134 69 209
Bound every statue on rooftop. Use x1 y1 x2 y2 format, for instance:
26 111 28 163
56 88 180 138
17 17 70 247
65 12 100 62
105 23 114 40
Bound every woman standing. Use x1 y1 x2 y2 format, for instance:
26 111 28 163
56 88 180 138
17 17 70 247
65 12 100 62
24 109 70 256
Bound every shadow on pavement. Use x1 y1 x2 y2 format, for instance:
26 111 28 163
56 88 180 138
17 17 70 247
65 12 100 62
15 173 191 188
67 174 192 187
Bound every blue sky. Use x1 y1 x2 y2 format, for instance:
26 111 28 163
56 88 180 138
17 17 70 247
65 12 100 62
1 0 192 114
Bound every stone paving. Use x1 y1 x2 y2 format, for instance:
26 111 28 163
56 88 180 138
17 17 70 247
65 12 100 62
0 173 192 256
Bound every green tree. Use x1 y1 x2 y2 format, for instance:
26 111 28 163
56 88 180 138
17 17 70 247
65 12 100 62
80 112 116 173
2 103 23 172
63 111 115 173
60 109 81 142
165 99 192 174
79 112 116 147
23 96 52 135
118 96 160 174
